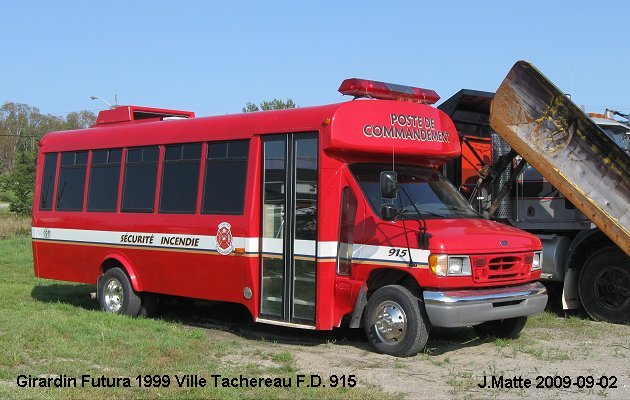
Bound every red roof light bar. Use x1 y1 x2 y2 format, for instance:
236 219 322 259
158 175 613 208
338 78 440 104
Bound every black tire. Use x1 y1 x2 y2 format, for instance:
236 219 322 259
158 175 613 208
97 267 142 317
473 316 527 339
578 247 630 323
363 285 429 357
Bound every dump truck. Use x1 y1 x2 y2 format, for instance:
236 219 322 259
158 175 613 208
438 61 630 323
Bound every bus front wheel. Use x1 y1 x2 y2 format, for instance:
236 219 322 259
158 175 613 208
98 267 142 317
364 285 429 357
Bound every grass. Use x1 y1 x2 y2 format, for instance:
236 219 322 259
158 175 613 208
515 344 572 361
0 236 389 399
447 371 478 397
0 213 31 239
526 310 591 330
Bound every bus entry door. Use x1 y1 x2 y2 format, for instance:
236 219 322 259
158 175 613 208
260 133 318 325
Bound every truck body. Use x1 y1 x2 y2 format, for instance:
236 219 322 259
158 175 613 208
439 61 630 323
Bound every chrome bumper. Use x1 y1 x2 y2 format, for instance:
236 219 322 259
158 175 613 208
423 282 548 328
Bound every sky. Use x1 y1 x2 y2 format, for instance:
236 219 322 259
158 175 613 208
2 1 628 118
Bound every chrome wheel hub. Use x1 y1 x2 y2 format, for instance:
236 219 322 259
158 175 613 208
374 300 407 343
104 278 124 312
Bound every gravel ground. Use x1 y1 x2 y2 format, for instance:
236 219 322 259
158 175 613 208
162 302 630 399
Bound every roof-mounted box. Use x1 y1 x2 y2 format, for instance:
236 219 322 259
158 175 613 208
94 105 195 127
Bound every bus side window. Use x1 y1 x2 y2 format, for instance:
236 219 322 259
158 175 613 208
121 146 159 213
337 187 357 276
87 149 122 212
56 151 88 211
40 153 58 211
159 143 202 214
202 140 249 214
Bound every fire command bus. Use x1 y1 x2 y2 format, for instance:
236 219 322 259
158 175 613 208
32 79 548 356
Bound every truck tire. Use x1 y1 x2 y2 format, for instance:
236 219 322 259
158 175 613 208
578 247 630 323
473 316 527 339
364 285 429 357
98 267 142 317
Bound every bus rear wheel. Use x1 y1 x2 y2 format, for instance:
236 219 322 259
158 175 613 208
578 247 630 323
98 267 142 317
364 285 429 357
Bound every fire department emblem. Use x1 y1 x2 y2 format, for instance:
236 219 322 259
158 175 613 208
216 222 234 255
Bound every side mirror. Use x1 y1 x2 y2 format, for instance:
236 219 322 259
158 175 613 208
380 171 398 199
380 204 398 221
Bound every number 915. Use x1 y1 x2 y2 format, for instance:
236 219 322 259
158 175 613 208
388 248 408 257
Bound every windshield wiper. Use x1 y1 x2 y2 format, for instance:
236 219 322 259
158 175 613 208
436 205 483 217
400 208 443 218
443 205 466 211
56 181 67 206
396 186 431 252
41 175 52 208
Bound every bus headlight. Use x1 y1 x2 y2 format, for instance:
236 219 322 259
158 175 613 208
429 255 471 276
532 251 542 271
447 256 471 275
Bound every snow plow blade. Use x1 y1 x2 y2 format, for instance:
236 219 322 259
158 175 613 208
490 61 630 255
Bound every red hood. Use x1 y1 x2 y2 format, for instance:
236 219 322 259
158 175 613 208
425 218 541 254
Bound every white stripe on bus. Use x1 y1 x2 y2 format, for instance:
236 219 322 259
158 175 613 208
32 227 429 265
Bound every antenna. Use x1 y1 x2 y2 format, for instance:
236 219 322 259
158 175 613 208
90 96 114 109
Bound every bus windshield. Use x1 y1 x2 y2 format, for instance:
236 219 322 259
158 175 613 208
350 164 481 219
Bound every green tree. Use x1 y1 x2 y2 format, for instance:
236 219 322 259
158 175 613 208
1 151 36 215
0 102 96 215
242 98 297 113
0 102 90 174
65 110 97 130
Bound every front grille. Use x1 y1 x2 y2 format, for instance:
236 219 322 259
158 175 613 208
488 256 520 279
472 254 530 284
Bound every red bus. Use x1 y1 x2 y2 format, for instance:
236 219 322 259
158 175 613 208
32 79 547 356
